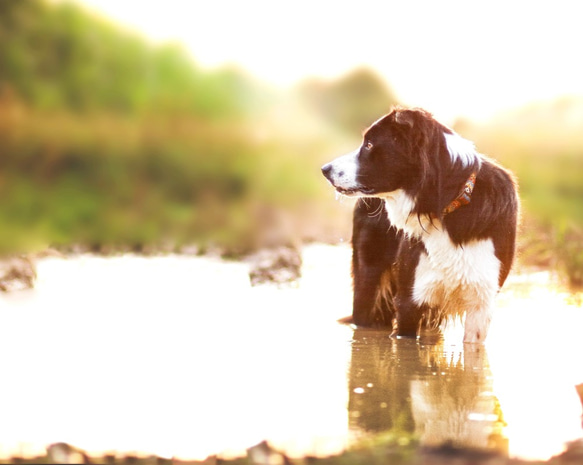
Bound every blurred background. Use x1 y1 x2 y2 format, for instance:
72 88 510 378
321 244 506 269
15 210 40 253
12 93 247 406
0 0 582 286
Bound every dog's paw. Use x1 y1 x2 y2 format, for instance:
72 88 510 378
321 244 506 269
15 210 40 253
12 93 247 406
337 315 354 325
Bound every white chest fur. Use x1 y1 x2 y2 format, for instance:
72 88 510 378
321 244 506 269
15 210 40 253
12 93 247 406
413 233 500 310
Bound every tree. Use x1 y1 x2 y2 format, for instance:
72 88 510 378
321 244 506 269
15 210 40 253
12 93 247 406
299 67 399 132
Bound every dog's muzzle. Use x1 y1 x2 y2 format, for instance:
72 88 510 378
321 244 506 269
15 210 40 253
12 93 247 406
321 157 373 196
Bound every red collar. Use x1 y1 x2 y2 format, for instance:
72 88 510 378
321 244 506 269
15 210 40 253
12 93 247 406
442 172 477 215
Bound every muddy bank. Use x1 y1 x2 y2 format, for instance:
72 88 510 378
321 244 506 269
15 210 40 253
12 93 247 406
0 255 36 292
4 438 583 465
0 243 304 294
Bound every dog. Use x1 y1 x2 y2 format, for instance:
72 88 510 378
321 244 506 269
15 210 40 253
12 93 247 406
321 107 518 343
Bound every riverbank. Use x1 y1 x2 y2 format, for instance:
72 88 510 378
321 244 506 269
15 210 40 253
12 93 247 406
4 437 583 464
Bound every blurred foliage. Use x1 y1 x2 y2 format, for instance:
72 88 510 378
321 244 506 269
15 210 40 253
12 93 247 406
0 0 266 117
298 68 399 133
0 0 371 255
0 89 359 254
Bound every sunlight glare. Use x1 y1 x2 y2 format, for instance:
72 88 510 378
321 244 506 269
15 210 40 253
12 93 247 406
73 0 583 122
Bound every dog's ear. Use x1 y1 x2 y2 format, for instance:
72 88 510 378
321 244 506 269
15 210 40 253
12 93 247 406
394 109 416 128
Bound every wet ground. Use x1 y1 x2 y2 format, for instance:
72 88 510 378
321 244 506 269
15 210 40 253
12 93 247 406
0 244 582 462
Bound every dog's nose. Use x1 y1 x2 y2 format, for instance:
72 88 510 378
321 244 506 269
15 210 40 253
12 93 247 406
321 163 333 178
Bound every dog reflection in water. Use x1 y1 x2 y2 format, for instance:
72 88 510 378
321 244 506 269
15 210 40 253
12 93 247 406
347 329 507 452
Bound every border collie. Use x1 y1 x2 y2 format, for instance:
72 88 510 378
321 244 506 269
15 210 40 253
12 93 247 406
321 107 518 343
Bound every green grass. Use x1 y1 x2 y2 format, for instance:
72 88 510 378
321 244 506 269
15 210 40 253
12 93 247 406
0 100 353 255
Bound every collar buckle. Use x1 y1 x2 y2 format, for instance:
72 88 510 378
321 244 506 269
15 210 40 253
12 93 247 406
442 172 477 216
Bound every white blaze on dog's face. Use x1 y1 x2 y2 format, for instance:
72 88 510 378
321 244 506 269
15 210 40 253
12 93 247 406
320 148 367 196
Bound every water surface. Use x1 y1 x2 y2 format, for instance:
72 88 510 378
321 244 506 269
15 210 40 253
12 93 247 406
0 245 581 460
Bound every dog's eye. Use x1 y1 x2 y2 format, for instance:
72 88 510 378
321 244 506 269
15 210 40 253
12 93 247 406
364 141 373 151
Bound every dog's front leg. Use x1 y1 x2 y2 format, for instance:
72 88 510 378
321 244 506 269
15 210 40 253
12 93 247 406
393 294 426 338
352 264 389 327
351 198 398 328
463 302 493 343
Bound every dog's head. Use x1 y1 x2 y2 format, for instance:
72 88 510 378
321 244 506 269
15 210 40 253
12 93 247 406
321 107 481 215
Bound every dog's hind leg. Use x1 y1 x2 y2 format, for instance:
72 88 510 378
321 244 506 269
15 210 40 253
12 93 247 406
351 198 400 328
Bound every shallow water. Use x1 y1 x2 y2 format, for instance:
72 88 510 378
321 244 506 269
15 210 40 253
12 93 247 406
0 244 581 461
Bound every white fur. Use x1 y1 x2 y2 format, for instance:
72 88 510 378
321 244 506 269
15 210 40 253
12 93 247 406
325 149 360 193
383 190 500 343
413 234 500 343
444 132 482 168
382 190 432 238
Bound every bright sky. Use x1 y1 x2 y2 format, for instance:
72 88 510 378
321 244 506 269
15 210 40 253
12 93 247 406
74 0 583 123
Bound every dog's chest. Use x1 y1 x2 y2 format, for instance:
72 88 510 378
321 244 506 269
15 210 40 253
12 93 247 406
411 231 500 311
